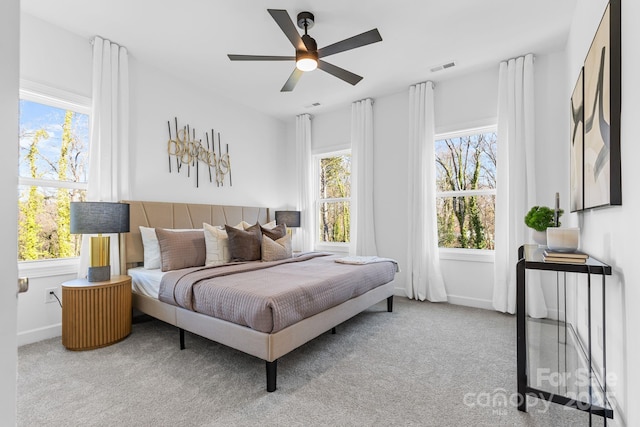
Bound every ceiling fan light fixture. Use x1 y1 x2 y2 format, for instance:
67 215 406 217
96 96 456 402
296 50 318 72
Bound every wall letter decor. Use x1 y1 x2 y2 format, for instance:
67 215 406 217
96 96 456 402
167 117 232 188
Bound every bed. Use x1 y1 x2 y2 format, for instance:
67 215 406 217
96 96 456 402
119 200 397 391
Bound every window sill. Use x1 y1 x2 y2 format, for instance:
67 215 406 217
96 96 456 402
18 257 80 278
314 243 350 255
438 248 495 263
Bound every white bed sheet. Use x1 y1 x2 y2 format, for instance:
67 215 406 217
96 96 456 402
128 266 165 298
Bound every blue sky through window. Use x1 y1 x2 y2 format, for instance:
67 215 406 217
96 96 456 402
19 99 89 182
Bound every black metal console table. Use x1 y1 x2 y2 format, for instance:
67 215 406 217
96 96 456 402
517 244 613 425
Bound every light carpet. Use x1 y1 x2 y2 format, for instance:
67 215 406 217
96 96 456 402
17 298 602 426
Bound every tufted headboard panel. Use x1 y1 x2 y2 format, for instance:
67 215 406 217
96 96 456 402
119 200 269 272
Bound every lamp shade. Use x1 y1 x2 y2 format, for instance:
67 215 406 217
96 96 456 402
70 202 130 234
275 210 301 228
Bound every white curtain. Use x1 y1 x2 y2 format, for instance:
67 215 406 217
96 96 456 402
406 82 447 302
296 114 313 253
78 36 130 278
350 99 378 256
493 54 547 318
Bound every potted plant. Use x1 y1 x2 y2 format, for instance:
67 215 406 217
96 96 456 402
524 206 563 246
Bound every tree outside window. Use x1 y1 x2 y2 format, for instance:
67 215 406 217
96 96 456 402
18 95 90 261
317 152 351 245
435 129 497 250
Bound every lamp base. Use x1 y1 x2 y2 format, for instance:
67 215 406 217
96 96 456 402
88 266 111 282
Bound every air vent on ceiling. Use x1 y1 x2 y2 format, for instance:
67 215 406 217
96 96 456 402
304 102 321 109
429 61 457 73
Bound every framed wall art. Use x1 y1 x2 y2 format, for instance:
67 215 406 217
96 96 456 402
582 0 621 209
570 68 584 212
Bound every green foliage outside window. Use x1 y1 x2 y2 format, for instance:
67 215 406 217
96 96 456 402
318 154 351 243
18 99 89 261
435 131 497 250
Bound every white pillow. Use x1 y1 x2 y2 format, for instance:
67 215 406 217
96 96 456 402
140 226 161 269
237 220 275 230
261 220 277 229
203 222 245 266
139 226 200 269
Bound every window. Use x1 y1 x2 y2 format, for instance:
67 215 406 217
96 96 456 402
314 150 351 249
18 86 90 262
435 127 497 251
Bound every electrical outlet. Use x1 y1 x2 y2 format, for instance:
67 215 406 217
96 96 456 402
45 287 58 304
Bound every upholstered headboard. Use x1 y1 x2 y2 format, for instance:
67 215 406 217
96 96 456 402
119 200 269 273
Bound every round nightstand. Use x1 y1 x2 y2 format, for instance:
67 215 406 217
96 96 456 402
61 275 132 351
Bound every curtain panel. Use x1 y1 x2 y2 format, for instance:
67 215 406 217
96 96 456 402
296 114 313 253
406 82 447 302
492 54 547 318
78 36 130 279
350 98 378 256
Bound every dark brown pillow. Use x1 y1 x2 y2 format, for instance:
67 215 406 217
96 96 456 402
155 228 206 272
225 223 262 261
261 223 287 241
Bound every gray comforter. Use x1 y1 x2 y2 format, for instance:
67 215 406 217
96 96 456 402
158 253 397 333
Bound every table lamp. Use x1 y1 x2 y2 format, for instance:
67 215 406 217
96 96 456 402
275 210 301 237
70 202 130 282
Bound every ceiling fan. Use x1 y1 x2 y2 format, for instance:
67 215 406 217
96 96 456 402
227 9 382 92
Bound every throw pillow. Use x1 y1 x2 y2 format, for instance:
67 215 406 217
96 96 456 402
261 234 292 262
139 226 161 269
155 228 206 272
203 222 245 266
261 220 277 229
261 223 287 241
225 222 262 261
139 226 195 269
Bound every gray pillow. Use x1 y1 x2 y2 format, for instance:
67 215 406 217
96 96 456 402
155 228 206 272
225 223 262 261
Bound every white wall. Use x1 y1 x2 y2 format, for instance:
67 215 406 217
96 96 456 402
17 12 290 345
128 59 289 207
1 0 19 423
305 58 567 310
565 0 639 425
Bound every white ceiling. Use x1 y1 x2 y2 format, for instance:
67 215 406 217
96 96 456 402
21 0 577 121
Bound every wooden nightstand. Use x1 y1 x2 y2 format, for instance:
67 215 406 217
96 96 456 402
61 275 132 351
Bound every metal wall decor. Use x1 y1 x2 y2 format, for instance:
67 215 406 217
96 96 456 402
167 117 232 188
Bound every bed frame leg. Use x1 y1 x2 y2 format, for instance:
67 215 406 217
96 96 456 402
387 296 393 312
331 327 336 334
179 328 185 350
266 360 277 392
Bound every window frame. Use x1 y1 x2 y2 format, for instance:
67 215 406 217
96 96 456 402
313 149 352 253
434 125 497 261
18 81 91 276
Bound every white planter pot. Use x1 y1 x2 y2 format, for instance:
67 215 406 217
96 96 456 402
531 229 547 246
546 227 580 252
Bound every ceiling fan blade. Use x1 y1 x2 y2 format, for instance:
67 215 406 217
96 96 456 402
268 9 305 51
281 68 304 92
318 29 382 58
318 60 363 86
228 54 295 61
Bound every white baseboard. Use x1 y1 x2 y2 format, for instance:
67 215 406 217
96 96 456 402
446 294 493 310
17 324 61 347
394 288 494 311
393 286 407 297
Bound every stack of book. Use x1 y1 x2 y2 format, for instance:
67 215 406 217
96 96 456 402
543 249 589 263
